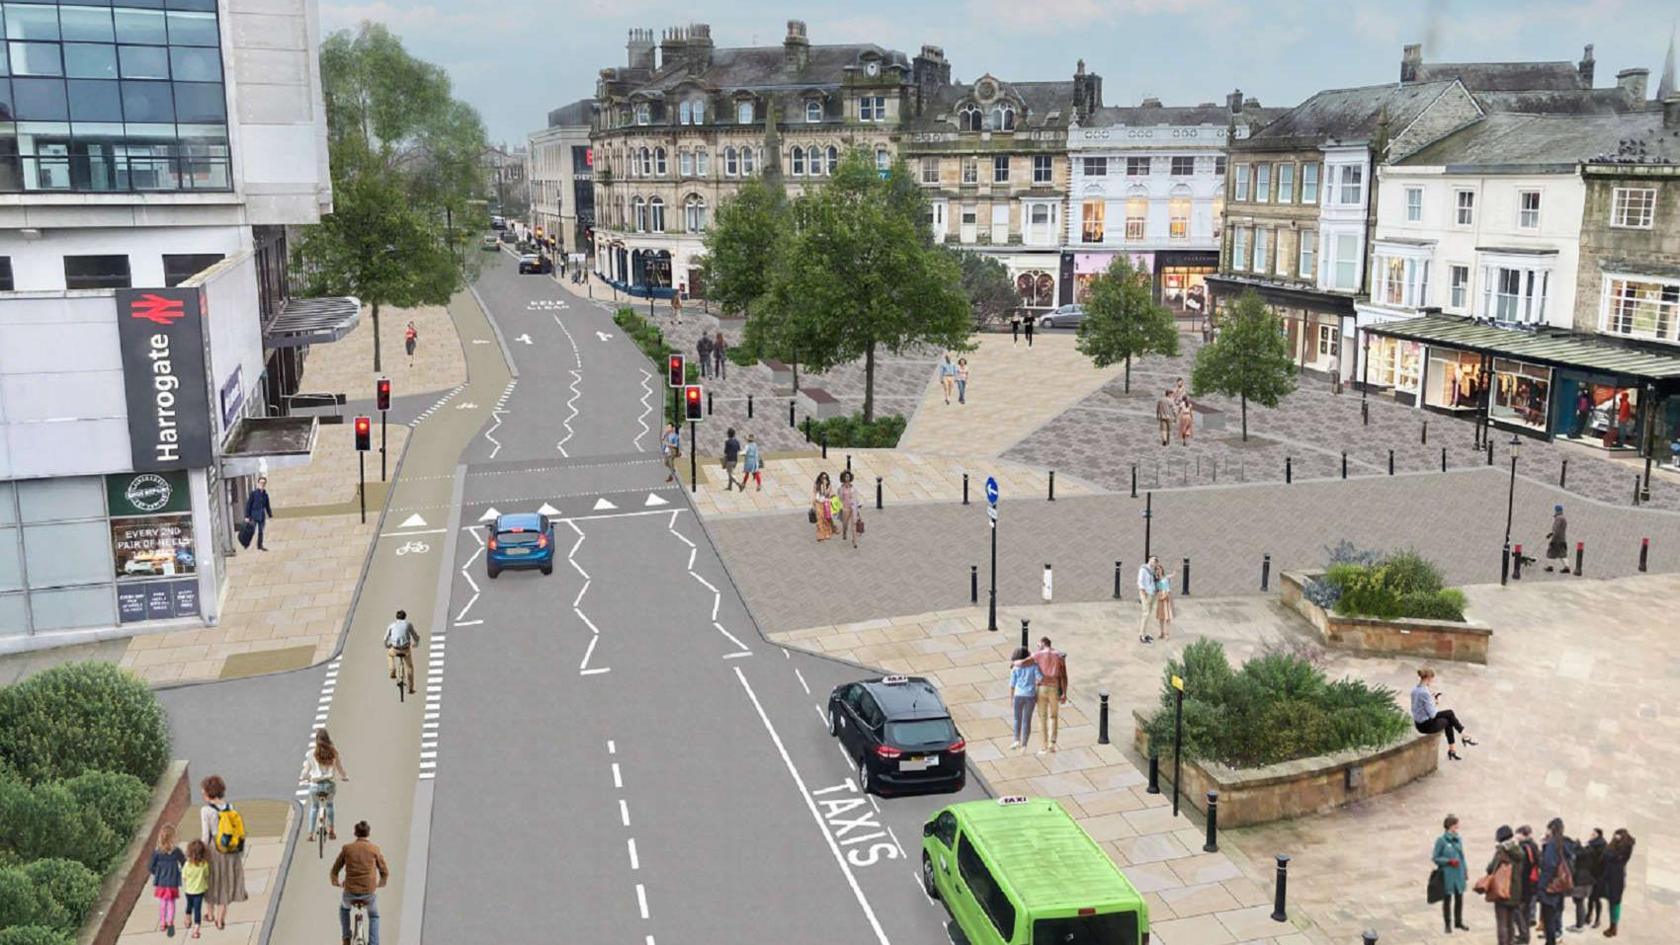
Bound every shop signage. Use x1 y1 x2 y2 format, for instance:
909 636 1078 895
115 287 213 471
220 366 245 430
111 515 196 582
107 470 191 517
117 579 200 624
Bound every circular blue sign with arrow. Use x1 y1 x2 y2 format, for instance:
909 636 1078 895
985 476 999 507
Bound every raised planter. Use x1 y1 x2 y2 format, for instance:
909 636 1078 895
1193 402 1226 433
1133 711 1437 827
1281 570 1493 664
798 386 843 420
79 760 190 945
762 359 794 392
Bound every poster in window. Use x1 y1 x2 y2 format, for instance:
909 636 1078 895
111 514 197 581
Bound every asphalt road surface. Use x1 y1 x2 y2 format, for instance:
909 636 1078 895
414 256 987 945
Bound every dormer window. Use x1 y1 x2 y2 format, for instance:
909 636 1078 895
634 102 650 125
737 100 754 124
691 98 705 124
806 100 823 123
679 101 691 125
958 105 982 132
990 104 1015 132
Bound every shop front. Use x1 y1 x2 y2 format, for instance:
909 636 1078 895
1422 348 1486 413
1071 251 1155 303
1156 251 1218 319
1364 335 1424 402
1488 358 1552 431
1552 372 1645 447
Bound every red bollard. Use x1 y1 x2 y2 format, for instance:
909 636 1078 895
1512 544 1522 581
1575 541 1584 577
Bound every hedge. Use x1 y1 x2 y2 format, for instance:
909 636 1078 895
0 926 74 945
1142 639 1409 769
0 859 100 935
0 770 150 872
0 662 170 785
804 413 906 449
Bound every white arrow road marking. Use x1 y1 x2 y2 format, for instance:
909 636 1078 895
593 497 617 511
477 507 501 523
537 503 561 516
516 333 533 345
596 331 614 341
644 493 669 507
399 513 428 528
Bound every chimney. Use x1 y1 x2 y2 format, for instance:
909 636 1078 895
688 23 713 71
1666 95 1680 130
1617 68 1649 104
1401 43 1422 83
1140 96 1162 108
1244 96 1260 109
626 28 654 71
1227 87 1244 114
913 44 951 91
784 20 809 72
660 26 687 71
1579 44 1596 86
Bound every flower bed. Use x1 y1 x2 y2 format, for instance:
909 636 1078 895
1308 543 1466 622
1282 570 1493 663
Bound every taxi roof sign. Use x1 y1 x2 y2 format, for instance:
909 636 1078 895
881 674 909 685
998 795 1031 806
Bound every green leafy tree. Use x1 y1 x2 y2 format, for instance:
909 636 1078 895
1075 256 1179 391
950 249 1017 329
292 22 488 372
766 151 969 421
1191 291 1297 440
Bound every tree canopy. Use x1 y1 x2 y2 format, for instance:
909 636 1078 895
1075 255 1179 391
292 22 488 371
1190 290 1297 440
950 249 1017 329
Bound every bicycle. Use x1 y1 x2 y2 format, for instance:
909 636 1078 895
348 898 371 945
302 784 330 859
391 647 413 703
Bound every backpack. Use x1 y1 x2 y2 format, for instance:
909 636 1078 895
213 804 246 854
1521 840 1541 887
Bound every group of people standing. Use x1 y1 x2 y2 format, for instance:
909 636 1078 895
1433 815 1636 943
810 469 864 548
696 330 729 379
1134 557 1175 644
1155 378 1195 447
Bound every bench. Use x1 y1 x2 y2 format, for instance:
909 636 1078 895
798 386 842 420
763 359 795 390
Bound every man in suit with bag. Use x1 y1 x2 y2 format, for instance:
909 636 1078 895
244 477 273 551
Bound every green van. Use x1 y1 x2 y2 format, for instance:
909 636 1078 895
921 796 1149 945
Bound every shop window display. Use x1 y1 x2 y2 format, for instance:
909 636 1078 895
1489 359 1551 430
1424 350 1485 410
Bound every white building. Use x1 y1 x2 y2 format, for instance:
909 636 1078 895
1066 91 1280 315
527 99 595 259
0 0 344 645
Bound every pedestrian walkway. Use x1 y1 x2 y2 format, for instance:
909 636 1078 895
115 803 292 945
898 331 1128 458
774 572 1680 945
300 301 465 399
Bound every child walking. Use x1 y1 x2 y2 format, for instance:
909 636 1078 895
149 823 186 936
182 839 209 938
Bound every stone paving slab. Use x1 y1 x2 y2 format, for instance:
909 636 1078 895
774 572 1680 945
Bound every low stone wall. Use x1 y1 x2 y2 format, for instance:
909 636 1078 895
1280 570 1493 664
79 760 190 945
1133 711 1438 827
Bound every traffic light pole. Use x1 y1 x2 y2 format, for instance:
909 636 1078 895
380 410 387 481
358 451 366 524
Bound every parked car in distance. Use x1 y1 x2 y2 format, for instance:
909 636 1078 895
1038 303 1085 329
517 254 546 274
481 235 500 251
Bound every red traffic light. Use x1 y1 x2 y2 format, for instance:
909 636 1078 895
354 415 372 451
667 354 685 388
684 385 703 421
376 377 391 411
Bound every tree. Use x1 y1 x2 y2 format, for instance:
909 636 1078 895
1075 256 1179 392
1191 291 1297 440
765 151 970 421
292 23 488 372
950 249 1017 329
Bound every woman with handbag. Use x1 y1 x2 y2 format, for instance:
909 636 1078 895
838 471 861 549
1599 829 1635 938
1538 818 1577 945
1433 814 1470 934
1480 825 1528 945
811 472 835 542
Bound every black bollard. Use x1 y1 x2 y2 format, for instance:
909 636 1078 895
970 566 978 604
1441 447 1447 472
1361 400 1369 426
1203 791 1219 852
1145 753 1161 794
1130 464 1138 498
1575 541 1584 577
788 400 795 428
1363 932 1379 945
1019 618 1030 651
706 389 713 416
803 417 811 443
1634 476 1642 506
1501 543 1510 587
963 473 970 505
1487 439 1494 466
1285 456 1293 483
1388 449 1395 475
875 476 882 510
1271 854 1291 922
1098 690 1110 745
1261 553 1271 591
1341 451 1347 479
1113 561 1123 600
1048 471 1056 502
821 433 828 460
846 454 852 474
747 393 754 419
1640 537 1649 573
1422 420 1428 444
1560 458 1567 489
1512 543 1523 581
1181 557 1191 597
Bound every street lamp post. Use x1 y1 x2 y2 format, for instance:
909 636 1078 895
1502 433 1521 583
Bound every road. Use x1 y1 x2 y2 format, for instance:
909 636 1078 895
409 255 987 944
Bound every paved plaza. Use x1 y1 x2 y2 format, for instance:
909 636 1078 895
772 573 1680 945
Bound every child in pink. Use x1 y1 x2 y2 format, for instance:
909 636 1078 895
148 823 186 936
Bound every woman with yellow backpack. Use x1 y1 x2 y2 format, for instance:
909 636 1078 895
199 775 249 930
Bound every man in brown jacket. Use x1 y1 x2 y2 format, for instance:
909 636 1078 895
331 820 388 945
1156 390 1177 446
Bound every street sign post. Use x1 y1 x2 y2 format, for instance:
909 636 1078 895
986 476 999 632
1171 673 1186 817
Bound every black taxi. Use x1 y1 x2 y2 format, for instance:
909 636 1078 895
827 675 966 796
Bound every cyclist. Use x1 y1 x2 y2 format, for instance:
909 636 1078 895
298 728 349 842
384 610 419 694
329 820 388 945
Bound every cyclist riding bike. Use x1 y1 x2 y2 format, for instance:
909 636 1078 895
329 820 388 945
384 610 420 694
298 728 349 842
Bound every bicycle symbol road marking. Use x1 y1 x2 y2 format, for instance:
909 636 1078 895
395 540 430 556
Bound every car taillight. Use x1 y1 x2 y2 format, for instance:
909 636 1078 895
537 533 549 549
874 745 902 760
487 537 497 551
947 739 966 754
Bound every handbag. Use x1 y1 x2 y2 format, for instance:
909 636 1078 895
856 516 865 535
1427 866 1445 904
237 520 255 549
1475 861 1513 903
808 508 818 525
1545 844 1575 896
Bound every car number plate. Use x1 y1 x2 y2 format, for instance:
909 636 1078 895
506 548 529 555
900 755 936 771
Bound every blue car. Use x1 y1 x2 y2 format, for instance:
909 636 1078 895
486 513 554 579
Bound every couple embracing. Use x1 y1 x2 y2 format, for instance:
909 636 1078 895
1135 557 1175 645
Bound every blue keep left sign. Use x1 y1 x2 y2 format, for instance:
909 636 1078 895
985 476 999 506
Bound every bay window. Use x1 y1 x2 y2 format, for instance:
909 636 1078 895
1335 164 1363 206
1481 264 1550 323
1331 232 1359 290
1375 253 1429 308
1603 277 1680 342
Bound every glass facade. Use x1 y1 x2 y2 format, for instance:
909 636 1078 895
0 0 229 193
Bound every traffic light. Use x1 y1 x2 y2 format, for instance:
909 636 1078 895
667 354 685 388
376 377 391 412
684 385 703 421
354 415 371 451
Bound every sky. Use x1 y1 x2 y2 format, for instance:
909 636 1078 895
319 0 1680 146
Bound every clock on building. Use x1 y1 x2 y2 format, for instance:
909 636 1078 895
864 61 879 76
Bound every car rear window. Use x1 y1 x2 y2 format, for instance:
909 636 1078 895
886 718 955 747
1034 910 1139 945
497 531 541 546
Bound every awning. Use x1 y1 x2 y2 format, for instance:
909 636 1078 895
264 296 361 349
219 416 318 477
1365 314 1680 383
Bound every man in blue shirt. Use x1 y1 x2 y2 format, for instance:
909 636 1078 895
244 477 273 551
